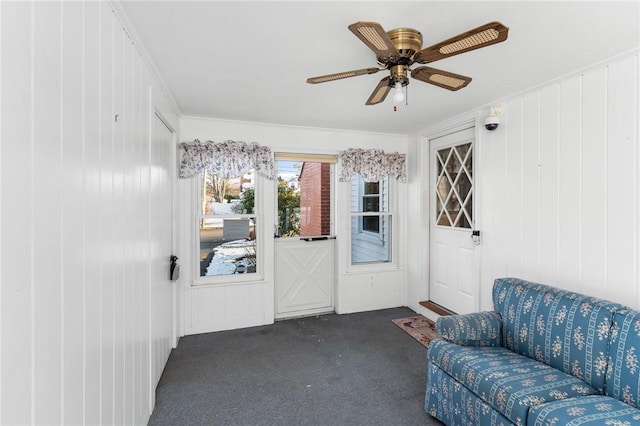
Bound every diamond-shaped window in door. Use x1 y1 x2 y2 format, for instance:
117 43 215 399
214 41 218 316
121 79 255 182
435 142 472 228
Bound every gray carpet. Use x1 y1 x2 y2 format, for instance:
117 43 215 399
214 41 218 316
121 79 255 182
149 307 443 426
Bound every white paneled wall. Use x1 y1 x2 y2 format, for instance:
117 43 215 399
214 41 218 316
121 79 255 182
179 117 408 335
477 52 639 310
0 2 178 425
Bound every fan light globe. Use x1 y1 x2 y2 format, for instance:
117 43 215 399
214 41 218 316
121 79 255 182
392 82 404 104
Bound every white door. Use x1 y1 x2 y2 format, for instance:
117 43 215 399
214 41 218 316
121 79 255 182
274 155 335 319
149 114 174 404
429 127 480 314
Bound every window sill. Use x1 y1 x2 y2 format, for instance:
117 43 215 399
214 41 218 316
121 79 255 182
346 263 400 274
192 274 265 288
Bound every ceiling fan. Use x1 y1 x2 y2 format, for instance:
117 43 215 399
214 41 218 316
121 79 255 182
307 21 509 105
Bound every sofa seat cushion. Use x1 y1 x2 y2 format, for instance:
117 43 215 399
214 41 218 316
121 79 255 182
527 395 640 425
428 339 597 425
492 278 624 393
426 362 514 426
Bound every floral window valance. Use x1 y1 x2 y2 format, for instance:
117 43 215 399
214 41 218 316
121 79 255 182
179 139 276 180
338 148 407 183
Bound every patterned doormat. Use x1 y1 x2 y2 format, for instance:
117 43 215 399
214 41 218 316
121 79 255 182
391 315 439 348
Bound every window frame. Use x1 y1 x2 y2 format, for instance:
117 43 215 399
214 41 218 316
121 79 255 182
348 174 397 269
193 170 264 286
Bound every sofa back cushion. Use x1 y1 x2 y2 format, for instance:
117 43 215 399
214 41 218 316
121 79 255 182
492 277 624 393
606 309 640 408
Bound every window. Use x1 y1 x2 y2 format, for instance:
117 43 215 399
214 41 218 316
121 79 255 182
350 174 392 264
274 153 335 238
435 142 473 228
362 181 380 233
197 169 259 281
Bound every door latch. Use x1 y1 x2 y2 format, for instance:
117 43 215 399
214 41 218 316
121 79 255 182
301 236 328 242
170 255 180 280
471 230 481 245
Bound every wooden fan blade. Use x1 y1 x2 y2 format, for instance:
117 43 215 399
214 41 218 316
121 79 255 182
307 67 380 84
366 76 392 105
411 66 472 91
414 21 509 64
348 21 399 61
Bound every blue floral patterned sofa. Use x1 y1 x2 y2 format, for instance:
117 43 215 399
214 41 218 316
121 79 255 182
425 277 640 425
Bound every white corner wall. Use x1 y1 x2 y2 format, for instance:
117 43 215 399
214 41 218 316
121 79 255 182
0 2 179 425
411 50 639 313
178 117 409 335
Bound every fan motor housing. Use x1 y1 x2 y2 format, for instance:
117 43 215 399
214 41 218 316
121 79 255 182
387 28 423 58
390 64 409 86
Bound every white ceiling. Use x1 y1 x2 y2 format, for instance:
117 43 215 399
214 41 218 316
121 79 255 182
117 1 639 135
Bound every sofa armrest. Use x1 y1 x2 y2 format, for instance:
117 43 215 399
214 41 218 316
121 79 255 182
436 311 502 346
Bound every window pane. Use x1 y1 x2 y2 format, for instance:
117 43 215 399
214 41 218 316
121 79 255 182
201 170 253 215
351 214 391 264
362 215 379 233
435 143 473 229
364 181 379 195
277 160 332 237
363 195 379 212
200 217 257 277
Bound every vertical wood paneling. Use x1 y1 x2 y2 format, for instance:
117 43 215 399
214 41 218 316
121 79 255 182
0 3 3 422
479 52 638 308
488 118 509 289
82 3 102 424
478 128 495 309
133 41 145 426
185 283 272 334
32 3 63 423
122 35 135 425
1 3 178 425
605 56 637 303
636 54 640 311
112 16 126 426
99 7 115 425
522 91 541 281
139 64 152 422
505 98 524 277
581 67 608 298
0 2 33 424
61 2 85 424
0 4 2 420
143 64 153 425
539 84 560 284
557 75 583 291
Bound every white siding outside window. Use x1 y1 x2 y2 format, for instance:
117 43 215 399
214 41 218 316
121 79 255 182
350 174 393 264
